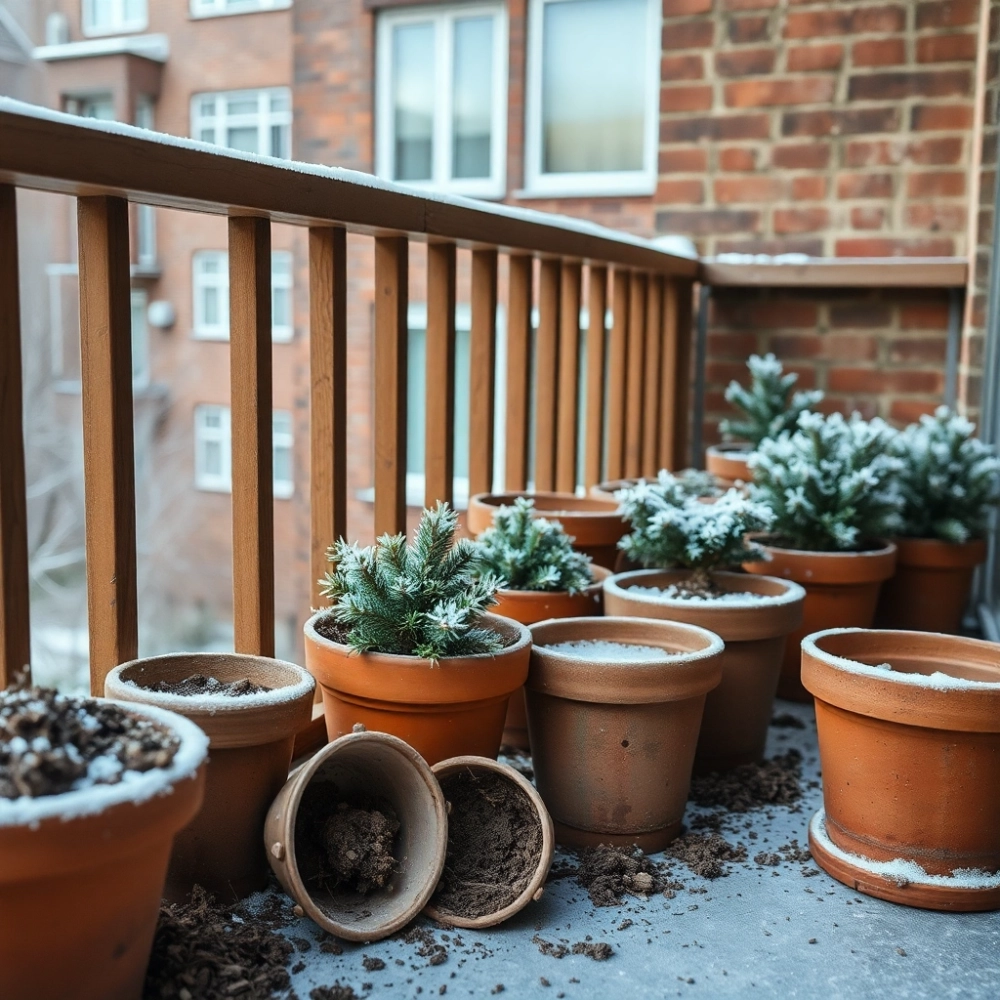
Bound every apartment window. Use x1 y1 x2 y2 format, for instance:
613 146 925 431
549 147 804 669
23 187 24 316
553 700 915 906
191 88 291 158
194 405 295 497
191 0 289 17
82 0 147 36
130 289 150 388
192 250 294 342
375 4 507 198
524 0 659 197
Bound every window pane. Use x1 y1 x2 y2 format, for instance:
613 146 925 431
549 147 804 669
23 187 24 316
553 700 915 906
227 96 259 115
203 287 220 325
270 124 287 158
199 127 215 144
453 328 470 479
392 22 435 182
452 17 493 180
272 288 289 330
203 440 222 476
541 0 647 174
226 126 259 153
200 256 220 275
273 447 292 486
125 0 146 21
202 409 221 428
406 326 426 474
199 97 216 116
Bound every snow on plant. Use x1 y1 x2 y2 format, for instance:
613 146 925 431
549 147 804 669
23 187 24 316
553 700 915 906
721 353 824 447
750 411 905 552
892 406 1000 543
472 497 593 594
319 502 503 660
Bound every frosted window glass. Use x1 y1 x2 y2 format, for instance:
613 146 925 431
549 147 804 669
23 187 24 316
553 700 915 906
393 22 435 181
451 17 493 180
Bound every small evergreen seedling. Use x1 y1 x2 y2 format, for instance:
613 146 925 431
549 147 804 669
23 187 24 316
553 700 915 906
319 503 503 660
751 411 904 552
892 406 1000 543
618 473 774 593
472 497 593 594
721 353 823 447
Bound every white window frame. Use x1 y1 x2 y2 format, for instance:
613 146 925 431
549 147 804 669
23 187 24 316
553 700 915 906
191 87 291 159
190 0 290 19
523 0 660 198
192 249 294 342
375 3 508 199
82 0 148 37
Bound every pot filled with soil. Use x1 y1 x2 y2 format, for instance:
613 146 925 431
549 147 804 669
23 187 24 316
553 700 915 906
424 756 554 928
802 628 1000 912
467 491 626 569
106 651 315 902
264 727 448 941
0 687 207 1000
525 616 723 851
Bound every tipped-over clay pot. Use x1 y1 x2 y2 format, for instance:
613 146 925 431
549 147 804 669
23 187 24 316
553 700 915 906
106 652 315 902
424 756 554 929
525 616 723 851
604 569 805 770
264 728 448 941
705 444 752 488
803 628 1000 912
0 702 207 1000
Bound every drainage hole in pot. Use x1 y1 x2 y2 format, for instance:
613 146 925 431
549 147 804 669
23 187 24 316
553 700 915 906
621 740 630 748
431 768 542 920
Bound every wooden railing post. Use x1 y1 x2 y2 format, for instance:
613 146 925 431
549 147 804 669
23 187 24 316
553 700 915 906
583 265 608 490
374 236 408 535
77 196 138 691
425 241 457 507
672 279 694 469
505 254 533 492
0 185 30 689
624 272 647 479
658 277 680 471
556 261 582 493
469 248 498 498
535 258 561 492
605 268 630 481
309 226 347 607
642 274 664 477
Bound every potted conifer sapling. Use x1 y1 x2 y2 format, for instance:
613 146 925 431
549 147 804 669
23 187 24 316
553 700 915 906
304 503 531 765
604 474 804 770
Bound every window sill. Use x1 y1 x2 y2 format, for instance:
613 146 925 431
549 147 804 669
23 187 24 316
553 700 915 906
35 33 168 63
189 1 291 20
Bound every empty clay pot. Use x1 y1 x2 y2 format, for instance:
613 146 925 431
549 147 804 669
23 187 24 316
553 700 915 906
705 444 752 488
525 616 723 851
589 477 639 502
802 628 1000 911
467 491 626 569
875 536 987 634
0 702 207 1000
743 538 897 702
603 569 805 771
424 756 554 928
264 728 448 941
493 565 609 750
304 611 531 765
106 652 315 902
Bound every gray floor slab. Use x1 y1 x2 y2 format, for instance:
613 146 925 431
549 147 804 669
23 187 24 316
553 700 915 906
266 701 1000 1000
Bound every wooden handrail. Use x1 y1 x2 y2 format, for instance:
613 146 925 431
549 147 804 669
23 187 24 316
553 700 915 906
700 256 968 288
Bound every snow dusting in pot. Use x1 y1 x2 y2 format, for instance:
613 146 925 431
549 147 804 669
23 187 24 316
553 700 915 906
625 584 762 604
541 640 680 662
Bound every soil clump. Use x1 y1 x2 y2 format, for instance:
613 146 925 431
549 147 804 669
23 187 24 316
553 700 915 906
322 802 399 893
690 750 802 812
667 832 748 879
310 987 358 1000
149 674 265 697
572 941 613 961
403 926 448 965
574 845 667 906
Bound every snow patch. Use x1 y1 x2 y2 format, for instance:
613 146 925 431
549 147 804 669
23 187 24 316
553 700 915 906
606 571 805 609
542 639 679 662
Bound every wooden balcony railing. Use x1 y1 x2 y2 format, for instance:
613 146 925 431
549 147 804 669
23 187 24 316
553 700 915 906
0 98 699 695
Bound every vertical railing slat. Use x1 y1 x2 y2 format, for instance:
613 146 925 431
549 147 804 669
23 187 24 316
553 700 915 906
624 272 647 479
642 274 663 477
229 216 274 657
505 254 533 492
583 265 608 490
425 241 457 507
605 268 630 481
534 258 561 492
309 226 347 606
469 248 498 498
77 195 138 692
556 261 582 493
374 236 408 535
0 185 30 688
672 279 695 469
658 277 680 471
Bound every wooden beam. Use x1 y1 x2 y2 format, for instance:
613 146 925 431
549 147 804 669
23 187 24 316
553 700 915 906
642 274 663 477
605 269 630 481
505 254 533 492
469 248 498 497
425 241 457 507
624 272 647 479
583 265 608 489
534 258 561 492
556 261 582 493
699 256 967 289
672 280 694 470
658 278 680 471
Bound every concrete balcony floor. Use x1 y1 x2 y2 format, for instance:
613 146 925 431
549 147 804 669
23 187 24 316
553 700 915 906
258 701 998 999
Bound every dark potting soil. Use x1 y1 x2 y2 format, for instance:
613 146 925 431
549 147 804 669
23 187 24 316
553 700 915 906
323 802 400 893
310 986 358 1000
532 936 614 961
667 832 748 879
574 845 668 906
403 926 448 965
0 686 178 800
144 887 294 999
148 673 266 697
689 750 802 813
432 768 543 920
770 712 806 729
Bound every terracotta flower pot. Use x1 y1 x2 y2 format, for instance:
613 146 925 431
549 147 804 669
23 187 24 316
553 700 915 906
467 491 626 569
106 652 315 903
265 728 448 941
705 443 752 488
525 616 723 851
603 569 805 771
875 537 987 634
743 538 897 702
802 628 1000 911
304 611 531 766
589 477 638 502
424 756 554 928
493 565 609 750
0 702 207 1000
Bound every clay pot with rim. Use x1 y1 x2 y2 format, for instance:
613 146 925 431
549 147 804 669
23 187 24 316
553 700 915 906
105 652 315 902
265 728 448 941
467 491 626 569
802 627 1000 912
304 611 531 766
0 701 208 1000
525 616 723 851
875 536 987 634
493 565 609 750
424 756 554 929
589 477 639 502
743 537 897 702
705 443 752 488
604 569 805 771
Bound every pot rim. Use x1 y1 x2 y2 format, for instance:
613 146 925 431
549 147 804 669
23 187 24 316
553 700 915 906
0 699 208 829
706 442 753 457
495 564 611 601
605 569 805 610
748 535 897 560
469 490 621 517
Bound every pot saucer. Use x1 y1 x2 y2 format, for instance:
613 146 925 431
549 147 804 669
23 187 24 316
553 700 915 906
808 810 1000 912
